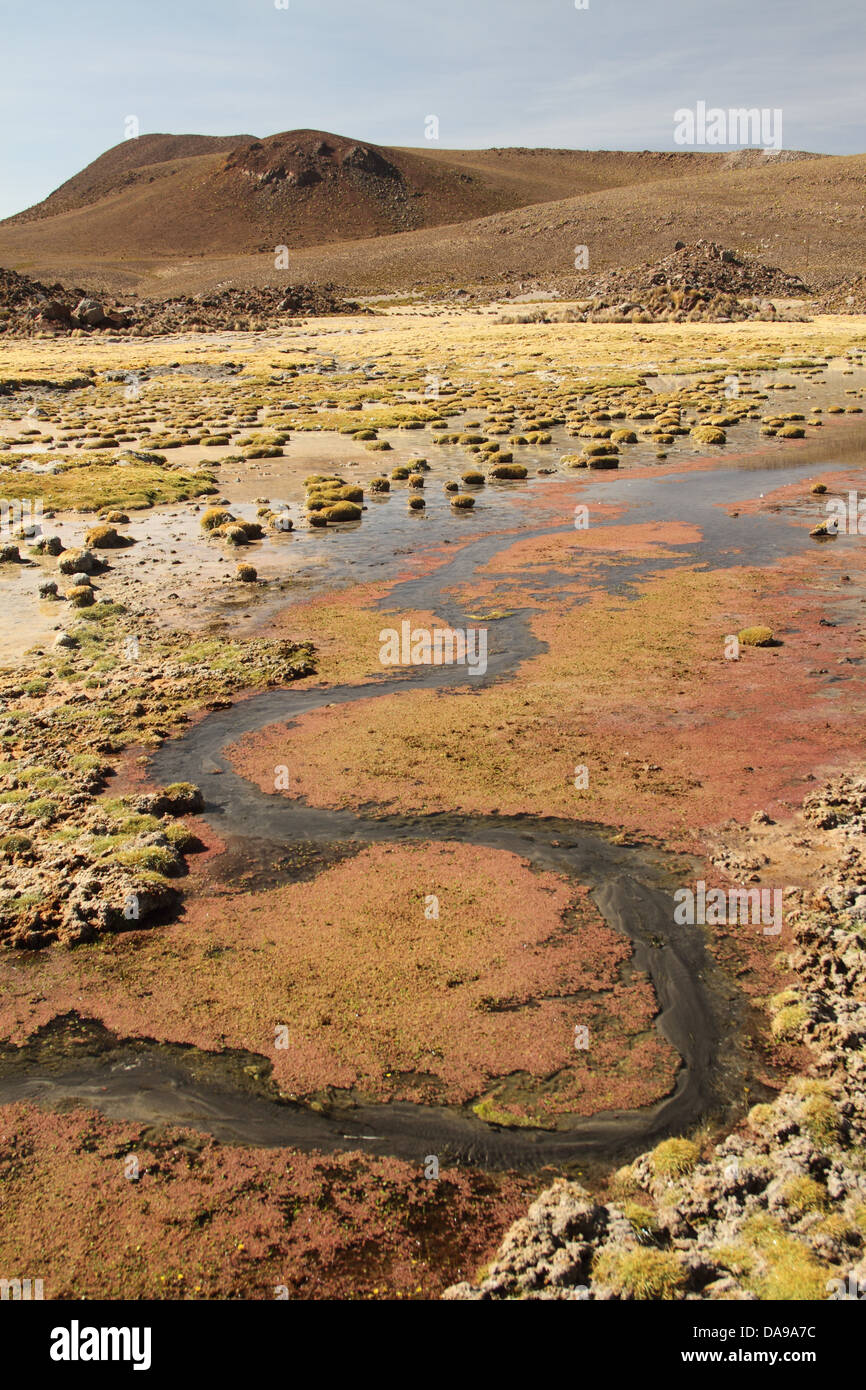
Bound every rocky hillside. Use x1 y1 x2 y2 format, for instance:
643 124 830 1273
548 241 812 323
0 266 361 336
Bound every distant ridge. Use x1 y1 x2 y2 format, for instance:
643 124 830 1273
0 131 860 299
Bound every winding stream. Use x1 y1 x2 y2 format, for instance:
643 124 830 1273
2 450 856 1170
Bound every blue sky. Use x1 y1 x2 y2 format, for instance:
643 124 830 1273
1 0 862 218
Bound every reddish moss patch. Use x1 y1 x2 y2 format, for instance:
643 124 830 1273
0 1101 532 1300
229 554 866 849
0 843 677 1119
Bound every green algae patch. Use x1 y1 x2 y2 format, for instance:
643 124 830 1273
472 1095 546 1129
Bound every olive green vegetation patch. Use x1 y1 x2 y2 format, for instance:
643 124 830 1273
289 406 443 433
0 460 218 512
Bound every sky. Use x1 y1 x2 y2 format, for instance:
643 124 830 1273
1 0 863 219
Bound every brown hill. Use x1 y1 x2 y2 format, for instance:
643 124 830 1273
0 131 741 268
7 133 255 223
0 131 740 286
0 131 860 301
250 150 863 298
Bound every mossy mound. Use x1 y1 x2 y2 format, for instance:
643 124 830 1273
461 471 485 485
408 496 426 511
201 507 234 532
593 1247 687 1300
219 524 251 546
737 626 777 647
771 1001 808 1040
451 494 476 509
650 1138 700 1178
798 1084 840 1147
369 477 390 492
781 1176 827 1217
84 525 129 550
746 1102 776 1133
67 586 96 608
691 425 727 445
621 1202 661 1241
305 474 344 487
236 564 257 582
490 463 528 480
391 466 410 480
0 832 32 857
718 1215 831 1300
57 549 99 576
66 585 95 608
324 501 362 523
778 425 806 439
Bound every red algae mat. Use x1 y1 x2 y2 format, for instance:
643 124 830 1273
0 1102 533 1300
0 842 677 1122
229 547 866 849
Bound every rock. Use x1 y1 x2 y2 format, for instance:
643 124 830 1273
84 525 128 549
132 783 204 817
53 632 78 648
38 580 59 598
73 297 110 328
41 299 72 323
57 548 99 576
31 536 64 556
66 585 95 607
